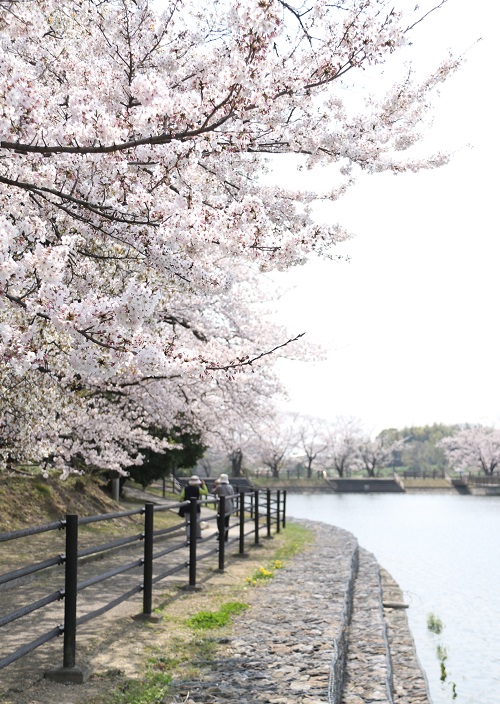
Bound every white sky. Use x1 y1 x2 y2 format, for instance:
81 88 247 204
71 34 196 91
271 0 500 434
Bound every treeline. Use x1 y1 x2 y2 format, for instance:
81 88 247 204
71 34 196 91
378 423 468 474
121 421 486 489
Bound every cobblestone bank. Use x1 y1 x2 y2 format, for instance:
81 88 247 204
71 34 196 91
171 520 358 704
341 549 393 704
169 520 431 704
380 569 431 704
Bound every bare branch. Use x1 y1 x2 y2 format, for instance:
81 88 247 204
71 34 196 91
206 333 305 371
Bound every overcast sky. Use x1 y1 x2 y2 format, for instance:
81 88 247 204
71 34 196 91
271 0 500 435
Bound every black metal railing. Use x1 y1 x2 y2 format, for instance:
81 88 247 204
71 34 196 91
0 488 286 680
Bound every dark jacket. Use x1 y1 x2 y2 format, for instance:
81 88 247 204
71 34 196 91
180 483 208 514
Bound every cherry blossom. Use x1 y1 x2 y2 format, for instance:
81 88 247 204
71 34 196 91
0 0 457 473
440 427 500 476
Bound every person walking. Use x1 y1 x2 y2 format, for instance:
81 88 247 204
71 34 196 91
213 473 235 542
180 475 208 542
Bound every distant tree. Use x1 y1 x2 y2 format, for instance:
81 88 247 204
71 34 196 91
325 418 362 478
259 417 298 479
401 440 446 475
219 429 248 478
127 426 206 489
197 456 214 477
297 418 328 479
379 423 461 444
202 378 278 478
439 426 500 476
378 423 462 473
357 436 402 477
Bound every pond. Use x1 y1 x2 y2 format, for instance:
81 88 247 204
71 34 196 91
286 493 500 704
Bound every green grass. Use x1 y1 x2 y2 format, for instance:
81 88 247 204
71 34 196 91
186 601 249 629
243 522 311 586
34 481 53 496
106 662 172 704
274 522 313 561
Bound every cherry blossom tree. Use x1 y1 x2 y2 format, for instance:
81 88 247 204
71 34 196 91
257 414 299 478
199 367 280 477
357 435 403 477
297 417 329 478
439 427 500 476
0 0 458 474
324 417 363 477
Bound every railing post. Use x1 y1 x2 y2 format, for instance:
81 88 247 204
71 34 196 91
239 490 245 555
45 514 91 683
250 492 254 519
218 495 225 571
63 514 78 670
254 490 259 545
142 503 154 616
188 497 197 587
276 490 281 534
282 490 287 529
266 488 272 538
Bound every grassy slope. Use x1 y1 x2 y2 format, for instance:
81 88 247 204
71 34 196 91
0 475 120 532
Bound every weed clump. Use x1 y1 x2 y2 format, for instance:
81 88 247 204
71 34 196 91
427 612 443 634
187 601 248 630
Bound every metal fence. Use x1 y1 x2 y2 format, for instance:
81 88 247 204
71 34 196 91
401 470 445 479
0 488 285 682
452 472 500 486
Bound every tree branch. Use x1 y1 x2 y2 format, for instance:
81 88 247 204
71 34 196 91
206 333 305 371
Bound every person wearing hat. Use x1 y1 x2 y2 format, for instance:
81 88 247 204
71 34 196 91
213 473 235 542
179 475 208 541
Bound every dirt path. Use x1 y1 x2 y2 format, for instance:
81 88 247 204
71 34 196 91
0 485 267 703
0 518 281 704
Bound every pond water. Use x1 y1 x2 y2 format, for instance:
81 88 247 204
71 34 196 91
286 493 500 704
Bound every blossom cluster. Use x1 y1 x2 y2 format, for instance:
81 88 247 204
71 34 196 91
0 0 456 474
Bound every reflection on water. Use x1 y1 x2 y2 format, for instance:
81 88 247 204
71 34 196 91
286 494 500 704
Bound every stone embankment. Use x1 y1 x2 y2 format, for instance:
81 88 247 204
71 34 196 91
169 520 431 704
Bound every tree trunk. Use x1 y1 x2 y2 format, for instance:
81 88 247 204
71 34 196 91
230 449 243 477
306 457 313 479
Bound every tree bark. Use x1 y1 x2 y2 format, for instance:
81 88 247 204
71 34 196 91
230 449 243 478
